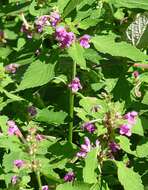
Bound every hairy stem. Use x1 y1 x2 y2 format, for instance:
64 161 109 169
68 61 77 143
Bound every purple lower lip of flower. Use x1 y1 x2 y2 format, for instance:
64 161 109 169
79 34 91 49
11 175 18 185
82 122 96 133
64 172 75 182
68 77 82 93
119 124 132 137
14 160 24 169
42 185 49 190
109 141 120 153
124 111 138 124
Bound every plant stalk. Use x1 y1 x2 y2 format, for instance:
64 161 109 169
68 61 77 143
36 171 42 190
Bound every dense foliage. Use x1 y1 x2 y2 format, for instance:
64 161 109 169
0 0 148 190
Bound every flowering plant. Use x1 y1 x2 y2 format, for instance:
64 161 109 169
0 0 148 190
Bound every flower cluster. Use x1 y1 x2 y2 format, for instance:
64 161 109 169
35 15 51 33
68 77 82 93
64 171 75 182
82 122 96 133
119 111 138 137
28 106 37 117
55 26 75 48
49 11 60 27
5 64 19 74
11 175 19 185
77 137 91 158
7 120 20 136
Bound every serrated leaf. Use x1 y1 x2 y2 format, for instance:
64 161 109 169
17 61 55 91
109 0 148 10
117 162 144 190
83 148 98 184
68 43 86 69
56 182 91 190
91 35 148 61
117 136 136 156
36 108 67 125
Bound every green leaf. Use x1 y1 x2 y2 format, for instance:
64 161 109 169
132 118 144 136
142 92 148 105
17 61 55 91
57 0 71 13
136 139 148 158
63 0 82 17
78 18 101 30
84 48 101 64
109 0 148 10
83 148 98 184
68 43 86 69
0 47 11 59
36 108 67 125
16 38 26 51
117 162 144 190
91 35 148 61
56 182 91 190
117 136 136 156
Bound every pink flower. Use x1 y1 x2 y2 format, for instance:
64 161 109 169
50 11 60 27
35 15 50 33
55 26 75 48
14 160 24 169
7 120 20 136
68 77 82 93
11 175 18 184
82 122 96 133
77 137 91 158
109 141 120 153
42 185 48 190
124 111 138 125
36 134 44 141
119 124 132 137
79 34 91 48
64 171 75 182
5 64 19 74
133 71 139 78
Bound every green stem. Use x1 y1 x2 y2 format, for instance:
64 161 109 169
36 171 42 190
68 61 77 143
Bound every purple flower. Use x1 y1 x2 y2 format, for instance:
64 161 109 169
133 71 139 78
124 111 138 125
55 26 75 48
82 122 96 133
68 77 82 93
64 171 75 182
11 175 18 185
109 141 120 153
119 124 132 137
14 160 24 169
28 106 37 117
36 134 44 141
20 24 32 39
79 34 91 48
77 137 91 158
7 120 19 136
35 15 50 33
5 64 19 74
42 185 48 190
50 11 60 27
